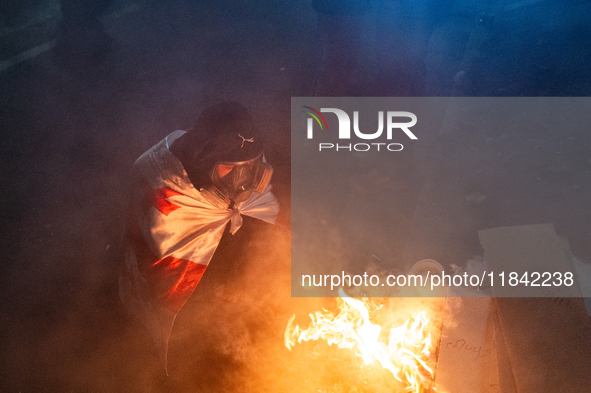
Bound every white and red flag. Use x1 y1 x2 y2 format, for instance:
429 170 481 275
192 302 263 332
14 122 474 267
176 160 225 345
119 130 279 369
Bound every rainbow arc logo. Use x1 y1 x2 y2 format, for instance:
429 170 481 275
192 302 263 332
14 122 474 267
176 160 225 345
302 106 328 130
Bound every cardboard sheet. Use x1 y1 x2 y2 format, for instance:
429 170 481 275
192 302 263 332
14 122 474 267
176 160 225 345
435 292 500 393
478 224 580 297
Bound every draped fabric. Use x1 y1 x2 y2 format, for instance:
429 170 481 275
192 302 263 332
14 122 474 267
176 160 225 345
119 130 279 370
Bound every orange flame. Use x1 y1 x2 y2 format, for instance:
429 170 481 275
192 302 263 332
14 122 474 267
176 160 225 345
285 290 435 392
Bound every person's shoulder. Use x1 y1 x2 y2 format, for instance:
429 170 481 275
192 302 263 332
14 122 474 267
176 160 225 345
165 130 187 148
133 130 187 166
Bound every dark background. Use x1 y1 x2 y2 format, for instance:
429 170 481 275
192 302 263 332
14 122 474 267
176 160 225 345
1 0 591 391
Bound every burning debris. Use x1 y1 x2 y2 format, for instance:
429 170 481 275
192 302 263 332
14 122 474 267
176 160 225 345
284 290 440 393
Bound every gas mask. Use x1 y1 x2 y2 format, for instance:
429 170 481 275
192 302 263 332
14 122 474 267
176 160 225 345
200 153 273 209
168 102 272 209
